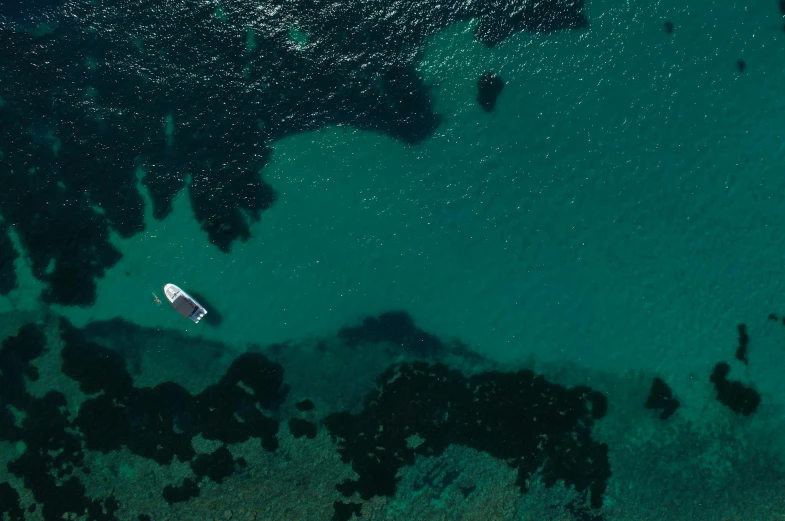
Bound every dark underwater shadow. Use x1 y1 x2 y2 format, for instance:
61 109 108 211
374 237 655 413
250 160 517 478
186 290 223 327
81 317 226 375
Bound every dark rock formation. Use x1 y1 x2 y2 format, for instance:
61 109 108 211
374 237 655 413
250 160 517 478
735 323 749 364
289 418 318 439
644 377 680 420
162 479 200 505
0 220 18 295
295 399 315 411
710 362 760 416
191 446 236 484
0 482 24 521
0 318 290 516
477 72 505 112
333 501 363 521
324 361 610 519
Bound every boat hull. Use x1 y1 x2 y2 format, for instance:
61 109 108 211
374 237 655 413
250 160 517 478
164 283 207 323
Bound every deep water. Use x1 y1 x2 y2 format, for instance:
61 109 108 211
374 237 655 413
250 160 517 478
3 0 785 519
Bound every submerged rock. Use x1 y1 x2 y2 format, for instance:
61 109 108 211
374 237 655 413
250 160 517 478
645 377 680 420
477 72 505 112
324 361 610 518
710 362 760 416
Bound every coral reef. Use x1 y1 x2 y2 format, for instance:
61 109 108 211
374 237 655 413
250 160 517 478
0 317 288 519
324 361 610 518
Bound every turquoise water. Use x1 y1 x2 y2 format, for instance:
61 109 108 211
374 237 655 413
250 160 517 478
2 0 785 519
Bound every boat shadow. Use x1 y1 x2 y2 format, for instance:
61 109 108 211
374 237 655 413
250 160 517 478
187 290 224 327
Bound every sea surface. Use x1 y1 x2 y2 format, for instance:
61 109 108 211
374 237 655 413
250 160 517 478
1 0 785 519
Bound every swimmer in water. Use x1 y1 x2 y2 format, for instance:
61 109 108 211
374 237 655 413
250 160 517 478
152 293 161 304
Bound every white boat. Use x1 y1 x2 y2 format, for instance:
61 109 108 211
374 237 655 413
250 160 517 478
164 283 207 323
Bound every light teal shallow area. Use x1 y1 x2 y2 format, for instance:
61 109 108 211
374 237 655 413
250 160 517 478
2 0 785 516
